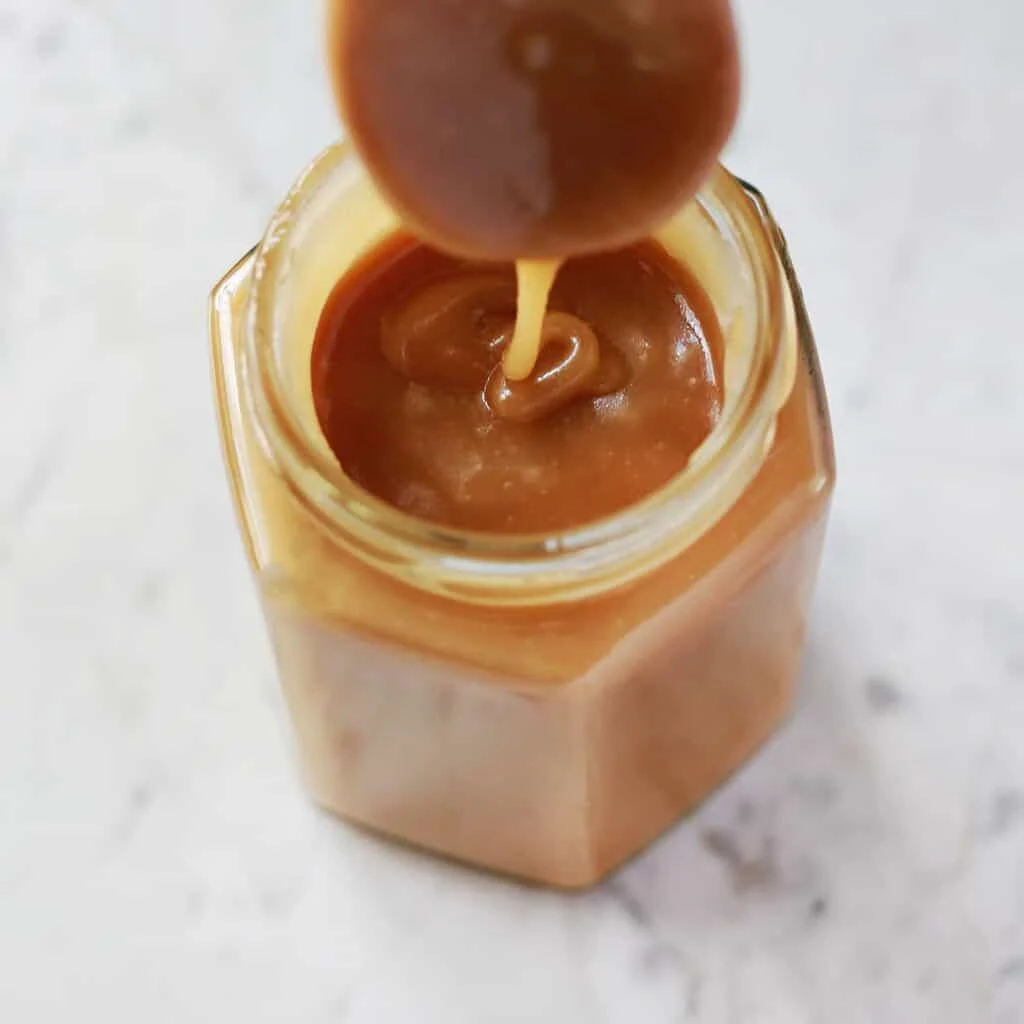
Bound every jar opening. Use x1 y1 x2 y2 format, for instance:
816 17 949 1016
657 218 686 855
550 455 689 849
243 144 796 606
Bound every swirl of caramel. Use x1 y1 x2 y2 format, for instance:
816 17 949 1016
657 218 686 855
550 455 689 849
381 274 628 422
486 312 627 423
381 273 515 389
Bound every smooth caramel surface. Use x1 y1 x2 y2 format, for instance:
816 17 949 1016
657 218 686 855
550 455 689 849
311 234 723 533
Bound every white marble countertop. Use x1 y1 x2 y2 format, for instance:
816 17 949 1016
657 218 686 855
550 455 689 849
2 0 1023 1020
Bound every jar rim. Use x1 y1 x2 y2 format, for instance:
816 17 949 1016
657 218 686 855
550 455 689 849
243 143 796 607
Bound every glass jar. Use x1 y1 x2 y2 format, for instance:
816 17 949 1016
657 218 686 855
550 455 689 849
209 143 835 889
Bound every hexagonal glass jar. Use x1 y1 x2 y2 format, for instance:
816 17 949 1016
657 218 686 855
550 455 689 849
210 143 835 889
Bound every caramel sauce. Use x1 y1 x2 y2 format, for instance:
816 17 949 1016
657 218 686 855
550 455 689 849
312 234 723 533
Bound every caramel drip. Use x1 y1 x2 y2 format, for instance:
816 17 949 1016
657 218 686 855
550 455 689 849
504 260 562 382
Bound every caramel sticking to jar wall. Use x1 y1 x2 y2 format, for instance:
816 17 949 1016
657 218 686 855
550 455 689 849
210 147 835 887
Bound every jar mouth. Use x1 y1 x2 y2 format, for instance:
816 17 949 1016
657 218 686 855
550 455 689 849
245 143 796 606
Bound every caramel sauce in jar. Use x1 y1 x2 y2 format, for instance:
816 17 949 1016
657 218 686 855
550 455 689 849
210 149 835 887
311 234 723 534
210 0 827 893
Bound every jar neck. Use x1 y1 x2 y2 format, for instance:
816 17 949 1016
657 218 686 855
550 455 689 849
244 144 796 607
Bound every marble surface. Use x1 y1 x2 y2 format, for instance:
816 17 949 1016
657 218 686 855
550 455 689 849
2 0 1023 1020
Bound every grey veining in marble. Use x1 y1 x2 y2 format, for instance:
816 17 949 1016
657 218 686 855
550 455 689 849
1 0 1022 1021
